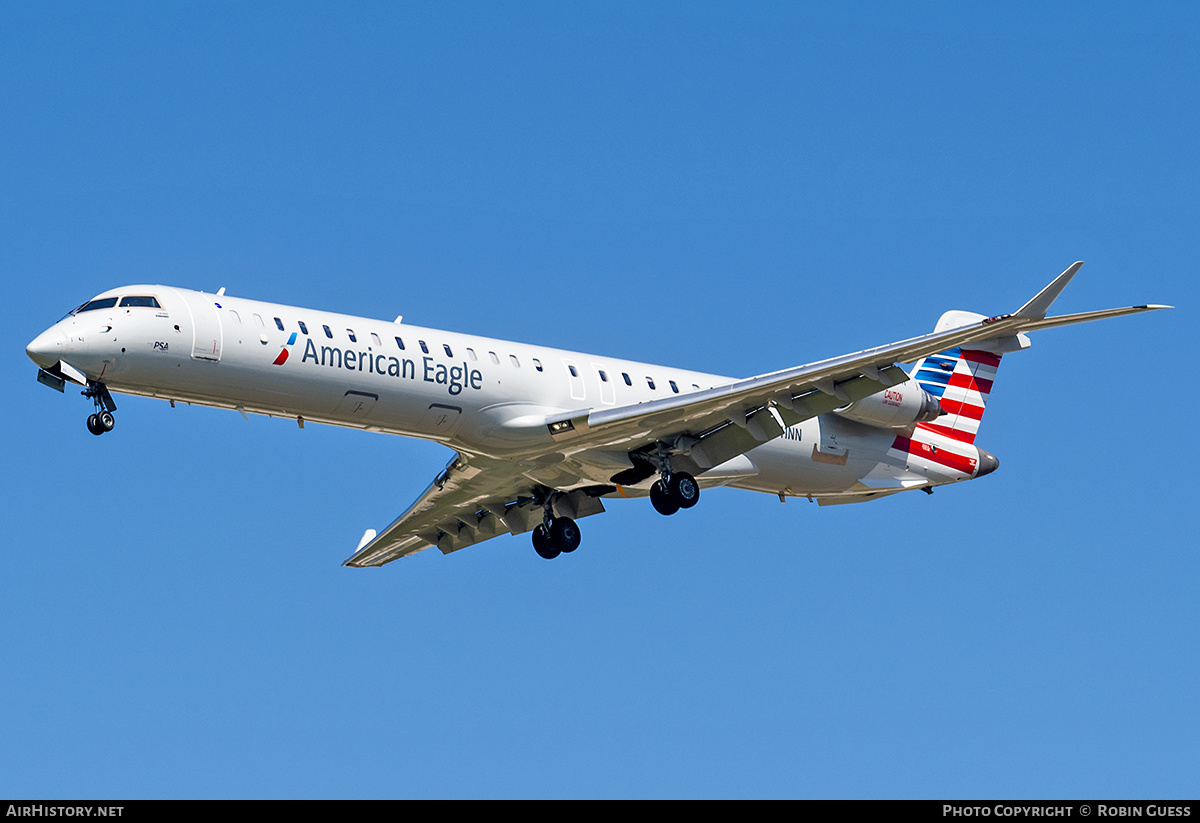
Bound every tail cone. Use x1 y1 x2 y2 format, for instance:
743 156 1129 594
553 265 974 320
976 448 1000 477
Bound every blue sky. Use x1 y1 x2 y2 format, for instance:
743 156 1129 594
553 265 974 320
2 2 1196 799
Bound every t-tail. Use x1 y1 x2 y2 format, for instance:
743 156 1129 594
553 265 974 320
885 263 1172 486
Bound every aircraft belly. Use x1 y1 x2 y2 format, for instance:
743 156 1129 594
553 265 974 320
732 416 914 497
103 334 456 435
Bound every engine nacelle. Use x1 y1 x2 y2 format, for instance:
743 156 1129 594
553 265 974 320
833 380 943 429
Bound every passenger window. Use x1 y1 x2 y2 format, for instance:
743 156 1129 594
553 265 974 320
394 336 405 350
443 344 453 357
274 317 284 331
533 358 543 372
466 348 477 361
489 352 499 364
253 314 264 328
324 325 333 339
371 333 382 347
568 365 579 377
228 310 241 323
419 340 428 354
298 321 308 335
346 329 357 342
598 370 609 382
669 380 679 393
622 373 632 386
646 377 656 390
509 355 520 367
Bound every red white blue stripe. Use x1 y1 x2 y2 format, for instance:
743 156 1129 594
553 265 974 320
886 346 1001 477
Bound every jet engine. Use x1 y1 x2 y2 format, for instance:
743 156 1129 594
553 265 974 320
833 380 943 429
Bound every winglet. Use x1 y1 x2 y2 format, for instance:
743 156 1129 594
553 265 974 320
1014 261 1084 319
355 529 377 553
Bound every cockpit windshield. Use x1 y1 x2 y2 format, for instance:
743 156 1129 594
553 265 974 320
73 297 118 314
67 295 161 316
119 295 160 308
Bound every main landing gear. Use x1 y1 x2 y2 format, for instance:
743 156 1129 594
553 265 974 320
646 441 701 516
649 470 700 516
531 515 581 560
528 459 702 560
529 487 583 560
83 382 117 436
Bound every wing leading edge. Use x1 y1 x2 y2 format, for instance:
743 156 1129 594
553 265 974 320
541 263 1167 473
344 452 607 566
345 262 1169 566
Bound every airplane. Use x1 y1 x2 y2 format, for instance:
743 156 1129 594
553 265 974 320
25 262 1168 567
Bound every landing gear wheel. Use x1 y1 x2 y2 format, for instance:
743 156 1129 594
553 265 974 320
650 480 680 516
532 524 560 560
550 516 581 553
83 382 117 436
668 472 699 509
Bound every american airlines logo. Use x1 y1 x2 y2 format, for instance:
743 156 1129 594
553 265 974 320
272 332 298 365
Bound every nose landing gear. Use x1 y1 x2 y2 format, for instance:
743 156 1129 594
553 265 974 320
86 410 115 436
83 382 117 436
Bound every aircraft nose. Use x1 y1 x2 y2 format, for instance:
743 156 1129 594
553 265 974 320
976 448 1000 477
26 327 66 369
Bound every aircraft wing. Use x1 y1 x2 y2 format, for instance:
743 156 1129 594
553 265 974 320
343 451 606 567
540 263 1169 475
347 262 1168 566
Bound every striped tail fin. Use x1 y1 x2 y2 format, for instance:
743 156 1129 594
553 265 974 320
910 346 1001 445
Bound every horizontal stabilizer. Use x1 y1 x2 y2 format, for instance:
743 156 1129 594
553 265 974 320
1015 304 1173 332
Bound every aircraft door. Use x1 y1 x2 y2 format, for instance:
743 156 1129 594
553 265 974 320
562 359 585 401
592 363 615 405
179 291 223 361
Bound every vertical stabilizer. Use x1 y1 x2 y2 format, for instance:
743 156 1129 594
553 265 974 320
910 346 1001 445
888 308 1033 480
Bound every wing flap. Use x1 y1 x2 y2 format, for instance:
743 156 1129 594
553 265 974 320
343 453 524 566
343 453 606 567
545 320 1023 461
345 262 1168 567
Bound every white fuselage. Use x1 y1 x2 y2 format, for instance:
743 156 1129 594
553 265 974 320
27 284 984 503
